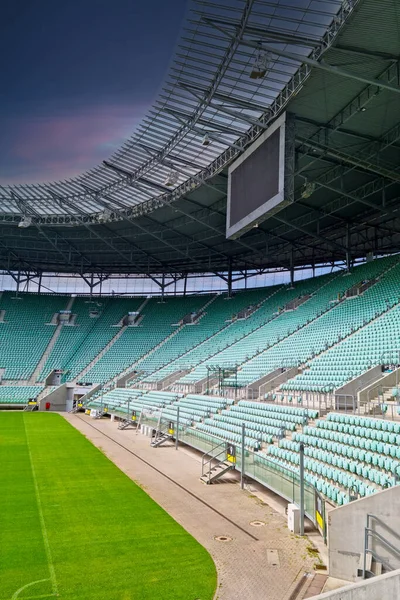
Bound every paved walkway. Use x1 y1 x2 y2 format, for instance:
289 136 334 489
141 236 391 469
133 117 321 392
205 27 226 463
64 414 319 600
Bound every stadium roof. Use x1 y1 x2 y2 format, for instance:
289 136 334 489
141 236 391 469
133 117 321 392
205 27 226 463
1 0 400 278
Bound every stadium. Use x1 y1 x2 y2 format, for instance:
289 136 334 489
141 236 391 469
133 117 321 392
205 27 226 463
1 0 400 598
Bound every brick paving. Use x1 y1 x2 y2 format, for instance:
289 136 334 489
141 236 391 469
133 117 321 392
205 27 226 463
64 414 318 600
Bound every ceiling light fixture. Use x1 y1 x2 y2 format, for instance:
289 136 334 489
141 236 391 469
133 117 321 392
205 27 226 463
99 207 112 222
301 180 316 199
164 170 179 187
18 216 32 228
250 49 271 79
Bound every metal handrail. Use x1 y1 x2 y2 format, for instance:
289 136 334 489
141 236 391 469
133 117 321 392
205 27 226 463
362 513 400 578
202 448 228 483
201 440 226 477
366 529 400 560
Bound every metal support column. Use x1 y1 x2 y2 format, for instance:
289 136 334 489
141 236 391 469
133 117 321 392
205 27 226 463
161 273 165 302
175 406 180 450
290 248 294 287
300 442 305 536
346 224 351 272
227 259 233 298
241 422 245 489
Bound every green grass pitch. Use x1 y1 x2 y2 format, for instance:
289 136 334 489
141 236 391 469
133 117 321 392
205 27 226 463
0 412 216 600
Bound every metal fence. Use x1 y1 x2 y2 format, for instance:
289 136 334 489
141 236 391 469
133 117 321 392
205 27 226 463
179 428 317 525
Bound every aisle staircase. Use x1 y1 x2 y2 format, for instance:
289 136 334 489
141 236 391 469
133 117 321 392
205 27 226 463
74 325 128 382
144 285 285 388
111 295 221 387
28 296 76 384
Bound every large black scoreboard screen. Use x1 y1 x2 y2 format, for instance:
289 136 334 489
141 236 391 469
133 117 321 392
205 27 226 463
226 112 294 239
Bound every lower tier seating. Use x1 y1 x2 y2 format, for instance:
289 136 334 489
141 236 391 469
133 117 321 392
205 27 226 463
0 385 44 405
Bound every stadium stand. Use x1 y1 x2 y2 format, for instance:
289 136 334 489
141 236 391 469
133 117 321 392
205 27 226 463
38 296 144 382
86 386 400 507
1 254 400 404
83 294 216 383
222 256 399 390
0 385 44 405
133 286 277 384
141 275 334 386
3 0 400 595
0 292 69 380
282 260 400 393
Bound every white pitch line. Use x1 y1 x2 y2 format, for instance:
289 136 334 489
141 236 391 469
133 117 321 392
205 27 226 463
22 417 59 598
10 577 53 599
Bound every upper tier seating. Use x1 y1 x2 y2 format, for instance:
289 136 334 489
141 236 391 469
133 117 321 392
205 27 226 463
222 256 398 389
176 273 341 386
83 295 214 383
136 287 275 381
0 292 69 380
140 287 285 385
39 296 144 382
283 261 400 392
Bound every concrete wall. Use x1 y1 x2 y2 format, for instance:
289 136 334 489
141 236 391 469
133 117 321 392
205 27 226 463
312 569 400 599
335 366 382 405
246 368 282 398
78 383 102 404
262 367 299 394
358 366 400 404
116 372 136 387
38 384 74 412
328 486 400 582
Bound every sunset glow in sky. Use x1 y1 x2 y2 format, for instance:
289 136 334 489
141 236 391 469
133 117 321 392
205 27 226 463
0 0 188 184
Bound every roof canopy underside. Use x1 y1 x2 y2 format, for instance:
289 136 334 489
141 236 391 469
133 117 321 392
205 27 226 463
1 0 399 276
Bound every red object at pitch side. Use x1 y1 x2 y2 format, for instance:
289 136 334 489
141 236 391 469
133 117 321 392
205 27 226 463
45 402 50 411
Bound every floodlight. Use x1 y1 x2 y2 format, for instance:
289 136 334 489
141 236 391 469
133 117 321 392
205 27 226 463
301 180 316 199
164 170 179 187
99 207 112 222
18 216 32 228
250 50 271 79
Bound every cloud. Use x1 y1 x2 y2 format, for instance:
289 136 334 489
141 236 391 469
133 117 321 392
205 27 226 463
0 104 147 184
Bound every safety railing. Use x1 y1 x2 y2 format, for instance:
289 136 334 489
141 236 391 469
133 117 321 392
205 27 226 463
362 513 400 579
201 440 227 483
179 427 318 525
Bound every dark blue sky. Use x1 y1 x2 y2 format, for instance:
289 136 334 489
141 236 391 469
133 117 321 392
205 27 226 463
0 0 188 183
